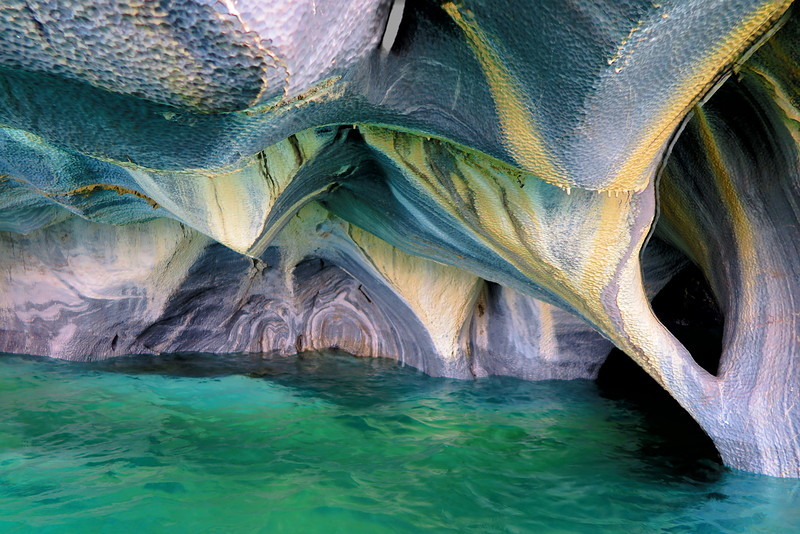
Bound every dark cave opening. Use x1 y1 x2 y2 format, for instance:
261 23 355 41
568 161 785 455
596 263 725 477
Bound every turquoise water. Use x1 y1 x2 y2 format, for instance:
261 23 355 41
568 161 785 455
0 352 799 533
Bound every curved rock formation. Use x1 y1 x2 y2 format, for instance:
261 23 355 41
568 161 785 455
1 0 799 476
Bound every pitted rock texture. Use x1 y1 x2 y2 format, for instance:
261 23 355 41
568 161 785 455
1 0 800 477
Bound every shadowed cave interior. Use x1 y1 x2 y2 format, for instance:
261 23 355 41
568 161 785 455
598 263 725 474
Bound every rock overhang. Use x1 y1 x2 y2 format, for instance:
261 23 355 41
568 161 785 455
1 0 799 478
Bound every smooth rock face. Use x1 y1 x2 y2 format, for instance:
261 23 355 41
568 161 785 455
1 0 800 477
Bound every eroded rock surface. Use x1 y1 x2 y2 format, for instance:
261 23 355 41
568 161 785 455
1 0 799 477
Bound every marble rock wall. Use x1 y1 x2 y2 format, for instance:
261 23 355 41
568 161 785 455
1 0 800 477
4 203 669 381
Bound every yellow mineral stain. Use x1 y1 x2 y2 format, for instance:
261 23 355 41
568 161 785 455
127 130 336 257
608 20 644 67
349 225 484 361
247 183 332 258
695 107 758 301
127 164 267 255
745 64 800 144
658 174 712 268
442 2 567 186
611 0 791 192
65 183 161 209
361 126 711 392
536 301 557 360
361 126 621 338
363 126 711 400
241 76 343 117
577 194 631 305
4 173 161 210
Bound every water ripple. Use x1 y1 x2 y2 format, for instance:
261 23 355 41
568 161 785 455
0 351 799 532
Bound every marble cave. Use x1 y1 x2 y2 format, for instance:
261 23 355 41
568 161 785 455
1 0 800 482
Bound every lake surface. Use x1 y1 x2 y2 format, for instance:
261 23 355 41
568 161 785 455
0 351 798 533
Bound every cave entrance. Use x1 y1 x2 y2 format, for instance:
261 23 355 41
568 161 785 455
596 263 724 476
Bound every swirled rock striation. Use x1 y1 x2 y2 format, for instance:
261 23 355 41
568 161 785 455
1 0 799 477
